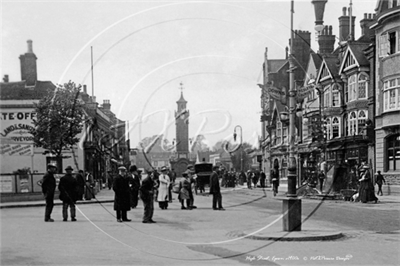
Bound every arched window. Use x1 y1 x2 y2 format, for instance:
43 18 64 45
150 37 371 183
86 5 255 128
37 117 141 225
358 111 367 135
348 75 357 101
349 112 357 136
332 117 340 138
386 134 400 171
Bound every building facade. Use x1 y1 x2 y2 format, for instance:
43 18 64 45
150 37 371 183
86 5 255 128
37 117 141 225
371 0 400 184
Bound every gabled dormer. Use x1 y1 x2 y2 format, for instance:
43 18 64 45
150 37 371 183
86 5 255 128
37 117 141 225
316 58 334 83
339 44 370 75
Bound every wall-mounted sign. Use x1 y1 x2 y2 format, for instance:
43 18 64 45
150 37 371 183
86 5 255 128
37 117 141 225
1 109 36 144
0 144 33 156
296 84 315 100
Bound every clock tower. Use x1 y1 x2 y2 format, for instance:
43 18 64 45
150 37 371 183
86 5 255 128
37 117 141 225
175 82 189 157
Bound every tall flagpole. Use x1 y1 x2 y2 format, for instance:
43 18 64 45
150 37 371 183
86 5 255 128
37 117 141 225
91 46 94 97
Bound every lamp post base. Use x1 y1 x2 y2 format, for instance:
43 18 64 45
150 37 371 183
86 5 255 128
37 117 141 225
282 198 302 231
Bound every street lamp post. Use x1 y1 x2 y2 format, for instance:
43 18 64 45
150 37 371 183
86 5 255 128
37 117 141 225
282 0 327 232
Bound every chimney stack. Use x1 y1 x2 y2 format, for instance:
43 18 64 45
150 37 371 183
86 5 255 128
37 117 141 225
102 100 111 110
360 13 375 40
3 75 9 83
318 25 336 54
338 7 356 42
19 40 37 86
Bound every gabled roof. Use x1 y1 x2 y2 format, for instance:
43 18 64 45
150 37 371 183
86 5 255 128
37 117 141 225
267 59 288 73
338 42 369 74
316 55 338 83
0 80 56 100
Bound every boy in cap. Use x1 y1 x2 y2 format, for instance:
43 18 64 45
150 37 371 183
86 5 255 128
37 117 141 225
42 163 57 222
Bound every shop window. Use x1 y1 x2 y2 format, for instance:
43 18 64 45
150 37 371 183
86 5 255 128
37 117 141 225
332 117 340 138
281 157 288 179
349 112 357 136
386 134 400 171
358 111 367 135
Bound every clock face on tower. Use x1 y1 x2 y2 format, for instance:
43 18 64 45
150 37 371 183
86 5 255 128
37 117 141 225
180 114 185 120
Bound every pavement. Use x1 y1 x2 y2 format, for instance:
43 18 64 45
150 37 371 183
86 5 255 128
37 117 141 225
2 183 399 244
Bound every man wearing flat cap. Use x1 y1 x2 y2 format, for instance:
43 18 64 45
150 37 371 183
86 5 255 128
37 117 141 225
42 163 58 222
113 166 131 222
58 166 78 221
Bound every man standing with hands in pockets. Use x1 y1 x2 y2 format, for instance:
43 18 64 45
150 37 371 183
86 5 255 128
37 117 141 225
210 165 225 211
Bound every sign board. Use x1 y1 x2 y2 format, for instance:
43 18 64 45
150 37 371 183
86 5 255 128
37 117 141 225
0 109 36 144
296 84 315 100
0 144 33 156
0 175 13 193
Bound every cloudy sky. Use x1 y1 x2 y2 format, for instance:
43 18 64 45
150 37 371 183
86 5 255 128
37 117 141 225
2 0 377 150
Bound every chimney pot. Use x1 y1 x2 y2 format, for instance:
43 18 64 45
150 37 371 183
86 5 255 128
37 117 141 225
27 40 33 53
343 7 347 16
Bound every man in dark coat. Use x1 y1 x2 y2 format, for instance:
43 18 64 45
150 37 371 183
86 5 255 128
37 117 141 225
128 165 141 209
58 166 78 222
42 163 57 222
140 171 156 223
75 170 85 201
209 165 224 210
113 166 131 222
260 171 266 188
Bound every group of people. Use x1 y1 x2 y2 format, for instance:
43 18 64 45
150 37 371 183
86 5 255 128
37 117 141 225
112 164 225 224
41 164 96 222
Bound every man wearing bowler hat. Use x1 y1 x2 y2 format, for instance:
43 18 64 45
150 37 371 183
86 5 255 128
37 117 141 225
113 166 131 222
42 163 58 222
58 166 78 221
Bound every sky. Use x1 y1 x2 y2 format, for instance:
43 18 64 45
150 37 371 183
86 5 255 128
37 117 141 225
1 0 377 150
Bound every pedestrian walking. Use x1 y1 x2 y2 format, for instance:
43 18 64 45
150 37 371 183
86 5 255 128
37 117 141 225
75 170 85 201
260 171 266 188
318 170 325 192
128 165 141 209
252 171 259 188
157 166 170 210
58 166 78 222
178 170 192 210
113 166 131 222
187 164 197 209
358 165 378 204
42 163 57 222
271 168 279 196
107 170 114 190
210 165 224 210
168 168 176 202
140 171 157 223
246 170 252 189
375 171 386 196
84 171 95 200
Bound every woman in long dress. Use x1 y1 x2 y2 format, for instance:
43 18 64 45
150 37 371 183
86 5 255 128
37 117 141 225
358 165 378 203
178 171 191 210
